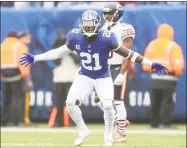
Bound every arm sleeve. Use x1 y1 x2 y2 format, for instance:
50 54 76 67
114 45 153 65
34 29 76 62
34 30 76 62
34 44 72 62
121 24 135 40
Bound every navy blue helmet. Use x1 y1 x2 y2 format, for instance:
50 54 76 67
103 2 123 23
80 10 101 37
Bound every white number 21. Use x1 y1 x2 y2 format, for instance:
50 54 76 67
80 52 102 71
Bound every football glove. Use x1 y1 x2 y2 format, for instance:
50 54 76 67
151 62 168 75
114 74 125 85
19 53 34 67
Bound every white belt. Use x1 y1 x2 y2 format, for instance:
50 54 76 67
1 65 18 69
151 74 178 81
1 75 21 82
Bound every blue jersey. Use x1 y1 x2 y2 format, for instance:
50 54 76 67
66 28 119 79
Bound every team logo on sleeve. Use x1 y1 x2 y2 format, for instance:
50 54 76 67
76 45 80 50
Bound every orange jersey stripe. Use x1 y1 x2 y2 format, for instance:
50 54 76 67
120 70 129 100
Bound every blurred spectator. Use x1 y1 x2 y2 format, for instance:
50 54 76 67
142 24 184 128
56 2 93 8
43 2 55 8
1 1 186 8
17 31 34 126
14 2 30 8
1 30 32 126
139 1 186 5
14 2 42 8
118 1 139 6
48 31 79 127
139 2 167 5
56 2 72 8
29 2 43 7
166 2 186 5
0 1 14 7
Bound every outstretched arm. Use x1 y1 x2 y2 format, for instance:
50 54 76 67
113 45 168 75
20 44 72 67
34 44 72 62
114 45 152 65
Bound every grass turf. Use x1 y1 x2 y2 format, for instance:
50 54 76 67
1 124 186 148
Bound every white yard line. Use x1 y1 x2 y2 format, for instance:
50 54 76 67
1 143 100 147
1 143 185 147
1 127 186 135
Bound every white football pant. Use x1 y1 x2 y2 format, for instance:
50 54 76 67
66 74 115 143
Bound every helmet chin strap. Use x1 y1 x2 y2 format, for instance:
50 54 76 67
81 24 99 37
111 10 119 22
84 32 95 37
106 21 118 31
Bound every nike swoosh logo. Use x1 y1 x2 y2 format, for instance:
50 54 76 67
115 67 120 70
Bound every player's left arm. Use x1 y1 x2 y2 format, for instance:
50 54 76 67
109 30 167 75
112 45 168 75
112 44 151 65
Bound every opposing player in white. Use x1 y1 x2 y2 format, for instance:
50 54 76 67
94 2 135 142
20 10 168 146
102 2 135 142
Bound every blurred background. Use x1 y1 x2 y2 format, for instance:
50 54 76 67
0 1 186 127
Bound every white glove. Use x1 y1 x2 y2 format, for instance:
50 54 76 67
114 74 124 85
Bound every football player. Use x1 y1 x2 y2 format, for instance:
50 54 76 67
95 2 135 142
20 10 168 146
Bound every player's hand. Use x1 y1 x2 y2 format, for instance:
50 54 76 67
151 62 168 76
114 74 124 85
19 53 34 67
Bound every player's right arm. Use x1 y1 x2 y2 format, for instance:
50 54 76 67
19 30 75 67
33 44 72 62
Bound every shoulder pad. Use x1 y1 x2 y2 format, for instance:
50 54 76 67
120 23 127 27
121 24 135 39
70 28 81 34
67 28 81 41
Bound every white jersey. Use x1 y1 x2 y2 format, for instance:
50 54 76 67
102 22 135 65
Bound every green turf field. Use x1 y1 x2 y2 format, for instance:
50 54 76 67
1 124 186 148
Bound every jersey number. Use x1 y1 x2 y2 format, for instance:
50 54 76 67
102 31 111 38
80 52 102 71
